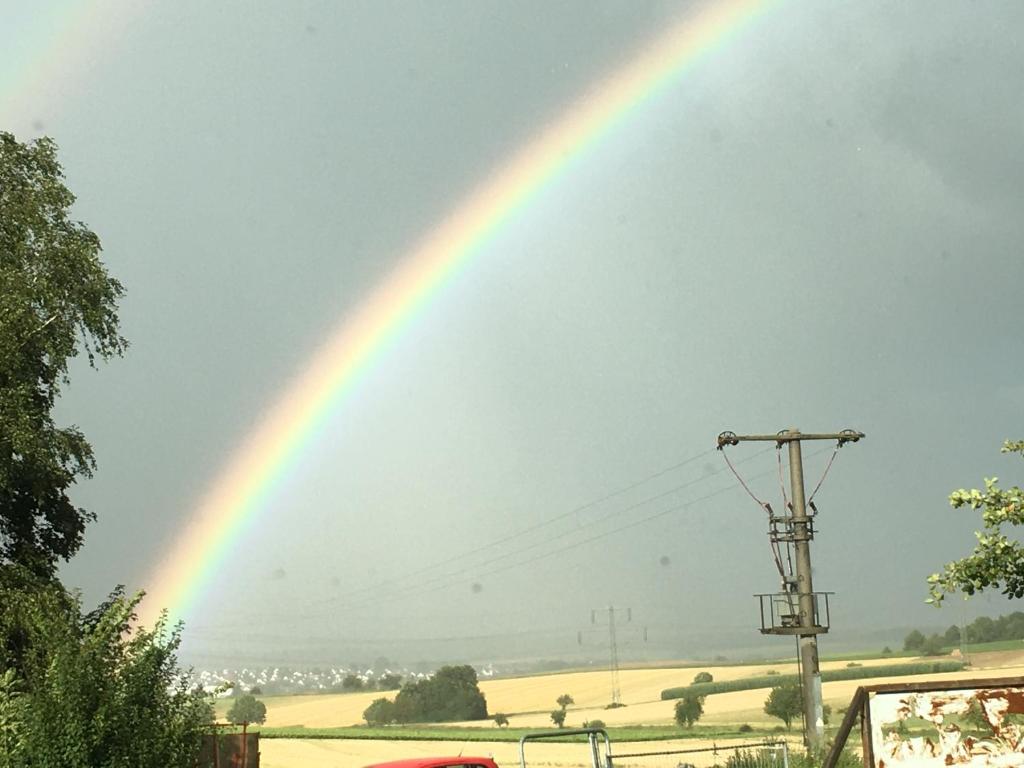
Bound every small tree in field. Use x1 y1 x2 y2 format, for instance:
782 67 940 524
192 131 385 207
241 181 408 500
903 629 925 651
693 671 713 684
550 709 566 728
363 697 396 726
764 684 802 730
493 712 509 727
674 693 705 728
227 694 266 725
557 693 574 710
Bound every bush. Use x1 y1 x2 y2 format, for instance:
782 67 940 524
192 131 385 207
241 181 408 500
765 669 780 676
693 671 714 684
493 713 509 727
738 723 753 732
0 574 213 767
550 709 566 728
583 719 605 729
846 662 861 668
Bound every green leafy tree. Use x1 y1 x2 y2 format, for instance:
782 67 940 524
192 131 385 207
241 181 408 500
0 133 126 576
943 625 961 645
582 718 605 729
928 441 1024 604
920 634 945 656
226 694 266 725
903 629 925 651
493 712 509 727
341 674 364 692
0 572 212 767
674 693 705 728
693 671 714 684
550 708 566 728
363 697 396 726
391 665 487 723
556 693 574 710
763 684 802 730
377 672 402 690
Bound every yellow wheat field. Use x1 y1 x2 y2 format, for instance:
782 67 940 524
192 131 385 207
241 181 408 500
244 652 1024 767
252 654 950 729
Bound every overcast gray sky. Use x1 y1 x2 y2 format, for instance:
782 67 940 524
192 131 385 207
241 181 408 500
2 0 1022 667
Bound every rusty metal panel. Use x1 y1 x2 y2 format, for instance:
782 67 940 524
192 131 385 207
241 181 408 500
867 685 1024 767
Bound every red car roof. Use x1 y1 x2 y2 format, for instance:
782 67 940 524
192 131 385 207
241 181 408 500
363 758 498 768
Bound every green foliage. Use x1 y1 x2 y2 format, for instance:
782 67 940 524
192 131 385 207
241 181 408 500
763 684 802 729
903 629 925 651
881 646 893 655
377 673 402 691
341 673 364 692
920 634 945 656
390 665 487 724
738 723 753 733
724 746 806 768
0 133 127 576
363 697 396 726
674 693 705 728
0 572 212 767
693 671 714 684
0 669 27 768
556 693 574 710
550 709 566 728
492 713 508 727
661 661 964 700
944 624 962 645
928 440 1024 603
226 694 266 725
582 719 605 730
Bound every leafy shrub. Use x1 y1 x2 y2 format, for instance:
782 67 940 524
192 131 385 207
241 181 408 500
738 723 753 732
846 662 861 667
693 671 714 684
0 574 213 767
582 719 605 729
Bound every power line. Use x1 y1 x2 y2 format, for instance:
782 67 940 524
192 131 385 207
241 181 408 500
305 446 719 608
315 446 818 613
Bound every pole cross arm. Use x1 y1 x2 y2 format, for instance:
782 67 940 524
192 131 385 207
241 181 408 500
717 429 864 448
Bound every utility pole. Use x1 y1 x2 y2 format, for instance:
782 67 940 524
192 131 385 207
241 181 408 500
591 606 630 707
717 428 863 753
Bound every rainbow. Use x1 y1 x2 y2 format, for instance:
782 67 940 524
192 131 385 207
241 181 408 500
140 0 771 626
0 1 146 135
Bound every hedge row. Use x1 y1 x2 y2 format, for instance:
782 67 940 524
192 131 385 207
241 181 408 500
660 660 965 700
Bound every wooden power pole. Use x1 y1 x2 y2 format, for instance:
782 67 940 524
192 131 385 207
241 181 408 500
717 428 864 753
